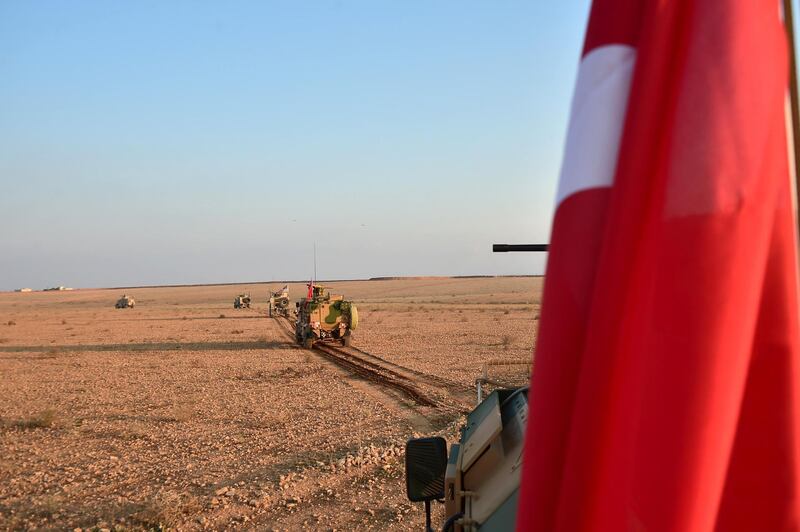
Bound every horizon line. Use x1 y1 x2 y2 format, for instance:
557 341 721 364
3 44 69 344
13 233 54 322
3 274 545 293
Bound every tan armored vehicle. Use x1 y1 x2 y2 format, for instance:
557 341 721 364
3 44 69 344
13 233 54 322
115 295 135 309
295 284 358 348
268 285 290 318
233 293 251 309
405 387 527 531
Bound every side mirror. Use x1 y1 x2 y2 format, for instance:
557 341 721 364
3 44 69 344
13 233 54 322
405 437 447 502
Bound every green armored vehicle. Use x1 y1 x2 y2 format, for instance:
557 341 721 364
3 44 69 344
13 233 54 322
268 285 290 318
115 294 135 309
295 284 358 348
233 293 251 309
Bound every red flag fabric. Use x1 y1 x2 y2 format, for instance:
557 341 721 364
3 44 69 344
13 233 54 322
307 281 313 300
517 1 800 530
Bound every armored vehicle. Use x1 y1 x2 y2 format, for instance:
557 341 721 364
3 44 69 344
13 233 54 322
115 295 135 309
295 284 358 349
269 285 290 318
233 293 251 309
405 387 528 531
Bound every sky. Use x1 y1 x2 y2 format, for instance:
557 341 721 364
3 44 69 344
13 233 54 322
0 1 592 290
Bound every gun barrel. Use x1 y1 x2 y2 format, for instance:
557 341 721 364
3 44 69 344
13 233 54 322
492 244 549 252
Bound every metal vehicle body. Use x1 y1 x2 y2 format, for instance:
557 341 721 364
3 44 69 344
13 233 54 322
115 295 135 309
295 284 358 348
406 386 528 531
269 285 290 318
233 293 251 309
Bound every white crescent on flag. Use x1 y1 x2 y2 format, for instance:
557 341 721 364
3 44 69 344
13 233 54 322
556 44 635 207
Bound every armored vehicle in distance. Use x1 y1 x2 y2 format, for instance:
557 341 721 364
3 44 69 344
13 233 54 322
269 285 290 318
233 293 251 309
115 295 135 309
295 284 358 349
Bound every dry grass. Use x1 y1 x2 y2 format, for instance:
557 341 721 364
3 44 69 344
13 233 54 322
500 335 512 350
33 494 65 519
161 403 195 423
12 409 59 429
134 491 202 529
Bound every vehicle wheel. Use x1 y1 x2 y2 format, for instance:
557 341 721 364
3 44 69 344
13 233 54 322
342 334 352 347
303 337 314 349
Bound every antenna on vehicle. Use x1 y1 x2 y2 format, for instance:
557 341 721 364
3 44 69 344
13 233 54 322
313 242 317 285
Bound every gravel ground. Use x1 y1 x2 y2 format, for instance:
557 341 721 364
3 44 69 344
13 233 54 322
0 277 541 530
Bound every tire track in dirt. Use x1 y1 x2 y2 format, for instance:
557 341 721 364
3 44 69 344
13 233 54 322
271 317 440 407
263 316 437 434
346 345 474 408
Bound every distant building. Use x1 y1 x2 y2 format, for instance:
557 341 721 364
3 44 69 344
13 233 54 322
44 286 73 291
15 288 32 292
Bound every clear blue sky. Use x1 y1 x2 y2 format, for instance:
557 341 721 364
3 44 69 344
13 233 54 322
0 1 591 290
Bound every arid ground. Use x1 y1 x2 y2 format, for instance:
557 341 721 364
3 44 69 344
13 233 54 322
0 277 541 531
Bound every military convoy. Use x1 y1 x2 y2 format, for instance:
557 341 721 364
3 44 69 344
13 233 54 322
103 244 535 529
105 257 527 529
115 295 135 309
268 285 290 318
295 284 358 349
233 293 251 309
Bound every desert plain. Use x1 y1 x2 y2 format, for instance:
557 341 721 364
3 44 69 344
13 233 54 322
0 276 541 531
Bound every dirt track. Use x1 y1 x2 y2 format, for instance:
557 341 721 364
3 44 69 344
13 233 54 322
0 277 541 530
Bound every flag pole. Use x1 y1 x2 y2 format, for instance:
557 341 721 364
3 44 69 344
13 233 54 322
784 0 800 230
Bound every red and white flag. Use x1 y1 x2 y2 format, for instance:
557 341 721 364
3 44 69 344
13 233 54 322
517 1 800 530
